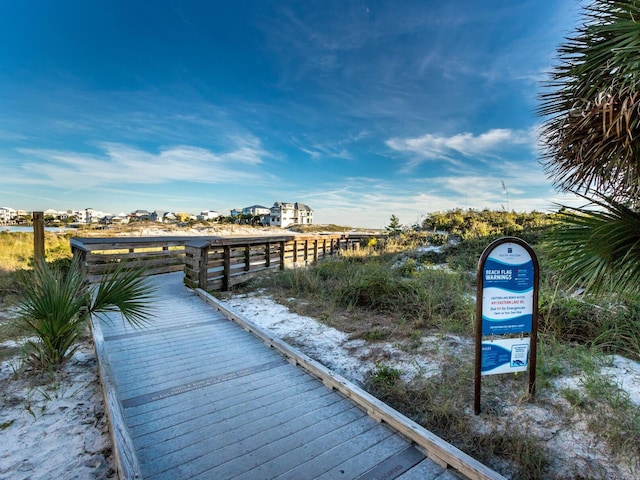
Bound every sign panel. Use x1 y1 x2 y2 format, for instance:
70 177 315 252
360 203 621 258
481 337 530 375
481 242 533 335
475 236 539 414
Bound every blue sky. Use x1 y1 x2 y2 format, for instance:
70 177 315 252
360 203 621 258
0 0 583 228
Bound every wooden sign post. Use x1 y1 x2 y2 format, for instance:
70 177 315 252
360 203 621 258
474 237 539 415
33 211 45 265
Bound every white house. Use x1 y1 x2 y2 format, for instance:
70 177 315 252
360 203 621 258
0 207 16 224
268 202 314 228
197 210 222 221
74 208 107 224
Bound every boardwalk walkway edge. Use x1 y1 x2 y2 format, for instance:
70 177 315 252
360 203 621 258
91 315 143 480
195 288 506 480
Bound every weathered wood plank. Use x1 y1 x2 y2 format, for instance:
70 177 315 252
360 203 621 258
124 367 313 430
182 405 366 480
196 288 507 480
129 369 320 436
137 385 343 468
92 272 503 480
230 414 382 480
91 314 142 480
274 422 398 480
396 459 461 480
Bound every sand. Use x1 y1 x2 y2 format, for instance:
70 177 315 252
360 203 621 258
1 225 638 479
0 335 113 480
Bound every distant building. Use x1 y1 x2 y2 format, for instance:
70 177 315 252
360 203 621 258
268 202 314 228
197 210 222 221
129 210 152 222
99 214 128 225
242 205 271 216
0 206 16 224
75 208 107 224
151 210 170 223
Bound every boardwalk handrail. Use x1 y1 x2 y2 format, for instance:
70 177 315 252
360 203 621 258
183 234 365 290
195 288 507 480
70 236 189 283
71 233 376 290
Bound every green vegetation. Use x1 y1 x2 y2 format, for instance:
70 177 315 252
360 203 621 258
235 207 640 479
385 214 403 236
0 230 156 369
0 231 73 304
288 224 355 233
1 201 639 477
539 0 640 297
16 257 156 368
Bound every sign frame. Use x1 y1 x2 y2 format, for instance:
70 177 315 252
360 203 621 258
474 236 539 414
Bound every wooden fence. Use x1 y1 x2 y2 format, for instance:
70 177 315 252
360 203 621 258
70 233 375 290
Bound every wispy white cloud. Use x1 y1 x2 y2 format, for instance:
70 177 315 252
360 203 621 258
386 128 536 169
17 137 275 189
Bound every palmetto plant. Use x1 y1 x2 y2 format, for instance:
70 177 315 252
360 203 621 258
539 0 640 295
539 0 640 204
18 256 156 368
549 194 640 294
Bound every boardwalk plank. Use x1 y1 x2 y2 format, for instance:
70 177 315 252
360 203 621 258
117 353 284 399
232 414 382 480
274 423 397 480
137 386 338 460
147 402 362 479
124 364 308 422
134 377 332 452
185 404 366 480
93 272 499 480
314 433 417 480
396 458 458 480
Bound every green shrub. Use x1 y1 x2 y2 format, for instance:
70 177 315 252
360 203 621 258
17 257 156 368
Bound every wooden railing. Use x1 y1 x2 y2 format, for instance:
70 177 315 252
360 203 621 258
70 236 190 283
71 233 376 290
183 234 367 290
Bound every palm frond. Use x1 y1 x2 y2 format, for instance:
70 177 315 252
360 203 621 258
538 0 640 204
17 256 88 366
548 194 640 294
91 261 158 328
17 256 156 368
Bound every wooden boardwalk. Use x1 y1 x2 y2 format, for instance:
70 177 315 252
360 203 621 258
93 272 503 480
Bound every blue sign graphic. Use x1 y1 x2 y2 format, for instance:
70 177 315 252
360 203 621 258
481 339 529 374
481 243 534 335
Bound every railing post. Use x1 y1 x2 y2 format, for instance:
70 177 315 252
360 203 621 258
70 238 89 281
280 241 286 270
313 239 318 263
223 245 231 291
244 245 251 272
293 240 298 265
265 242 271 268
198 244 208 289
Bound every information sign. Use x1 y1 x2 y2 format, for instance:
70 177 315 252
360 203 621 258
481 337 530 375
481 242 533 335
474 237 539 414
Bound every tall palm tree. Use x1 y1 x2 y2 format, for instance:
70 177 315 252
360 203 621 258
539 0 640 293
18 256 156 368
